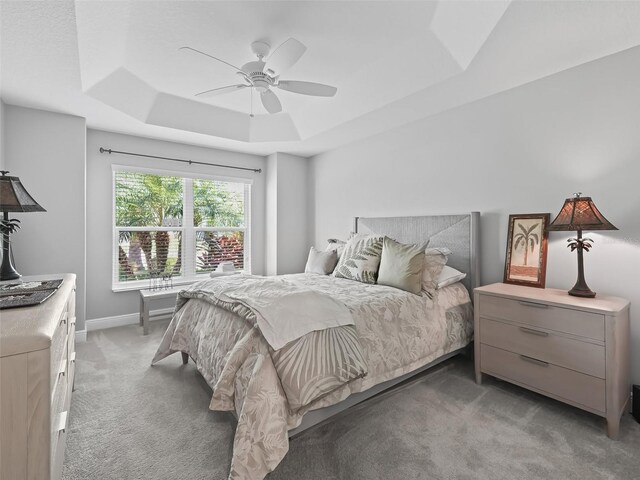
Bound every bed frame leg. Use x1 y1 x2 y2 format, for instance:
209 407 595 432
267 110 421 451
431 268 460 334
181 352 189 365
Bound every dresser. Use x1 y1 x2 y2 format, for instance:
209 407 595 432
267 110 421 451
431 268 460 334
0 273 76 479
474 283 630 439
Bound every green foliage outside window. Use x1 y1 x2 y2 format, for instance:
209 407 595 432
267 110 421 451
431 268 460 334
115 171 247 282
193 179 245 227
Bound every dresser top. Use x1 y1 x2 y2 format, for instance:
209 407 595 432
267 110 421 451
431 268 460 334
475 282 629 315
0 273 76 357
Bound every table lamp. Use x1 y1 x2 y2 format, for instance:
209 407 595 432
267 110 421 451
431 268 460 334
547 193 617 298
0 171 46 281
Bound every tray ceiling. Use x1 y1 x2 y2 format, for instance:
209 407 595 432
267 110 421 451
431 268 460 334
2 1 640 156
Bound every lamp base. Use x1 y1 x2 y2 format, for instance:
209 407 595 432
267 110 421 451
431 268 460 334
567 231 596 298
0 265 21 281
1 239 21 281
568 285 596 298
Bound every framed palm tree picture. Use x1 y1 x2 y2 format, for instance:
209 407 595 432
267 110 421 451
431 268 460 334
504 213 550 288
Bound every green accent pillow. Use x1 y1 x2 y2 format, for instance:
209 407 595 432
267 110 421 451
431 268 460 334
377 237 425 294
333 234 384 284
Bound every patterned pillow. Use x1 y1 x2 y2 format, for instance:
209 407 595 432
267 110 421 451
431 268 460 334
421 247 452 292
333 234 384 284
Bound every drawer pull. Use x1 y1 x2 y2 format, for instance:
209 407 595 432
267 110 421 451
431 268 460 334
59 360 67 377
60 313 68 326
519 355 549 367
518 301 549 309
54 411 68 434
69 317 76 327
70 352 76 363
519 326 549 337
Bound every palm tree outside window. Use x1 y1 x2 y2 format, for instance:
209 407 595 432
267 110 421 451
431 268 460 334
113 167 250 289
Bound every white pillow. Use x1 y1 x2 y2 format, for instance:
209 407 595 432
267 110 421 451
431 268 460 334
305 247 338 275
421 247 452 292
325 239 346 259
436 265 467 289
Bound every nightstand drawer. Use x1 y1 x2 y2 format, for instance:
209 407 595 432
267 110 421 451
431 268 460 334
480 318 605 378
478 294 604 341
481 344 605 413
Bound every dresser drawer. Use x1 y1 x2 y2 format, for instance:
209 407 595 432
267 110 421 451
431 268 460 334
51 427 68 480
481 344 605 413
50 409 68 480
51 350 68 405
480 317 605 378
50 320 68 393
50 369 68 465
66 288 76 335
67 354 76 401
68 321 75 361
479 294 604 341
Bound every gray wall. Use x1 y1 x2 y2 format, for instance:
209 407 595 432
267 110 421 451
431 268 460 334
264 152 309 275
275 153 309 274
4 105 87 329
310 46 640 383
85 129 266 321
0 100 5 170
265 153 278 275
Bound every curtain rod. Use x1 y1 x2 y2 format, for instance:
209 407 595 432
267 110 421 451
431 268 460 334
98 147 262 173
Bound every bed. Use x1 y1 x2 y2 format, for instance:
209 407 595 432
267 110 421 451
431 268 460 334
152 213 480 480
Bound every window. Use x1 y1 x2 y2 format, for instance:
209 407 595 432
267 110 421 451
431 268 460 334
113 166 250 290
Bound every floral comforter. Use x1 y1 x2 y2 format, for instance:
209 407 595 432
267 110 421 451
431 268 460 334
152 274 473 480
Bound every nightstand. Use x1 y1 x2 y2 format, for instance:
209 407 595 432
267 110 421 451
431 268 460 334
474 283 630 439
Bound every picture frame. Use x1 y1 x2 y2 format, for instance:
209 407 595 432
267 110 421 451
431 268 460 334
503 213 550 288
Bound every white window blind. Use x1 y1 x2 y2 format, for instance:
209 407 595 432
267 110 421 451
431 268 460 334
113 166 251 289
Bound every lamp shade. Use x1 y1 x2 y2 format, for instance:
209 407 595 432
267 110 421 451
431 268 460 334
0 172 46 212
547 194 616 232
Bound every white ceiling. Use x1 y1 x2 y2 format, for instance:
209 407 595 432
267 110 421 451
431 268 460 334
2 1 640 157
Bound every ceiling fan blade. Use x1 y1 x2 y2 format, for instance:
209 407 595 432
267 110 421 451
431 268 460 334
195 84 247 98
264 38 306 77
276 80 337 97
180 46 243 73
260 90 282 114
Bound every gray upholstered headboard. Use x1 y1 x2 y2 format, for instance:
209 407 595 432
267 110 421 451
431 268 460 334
354 213 480 297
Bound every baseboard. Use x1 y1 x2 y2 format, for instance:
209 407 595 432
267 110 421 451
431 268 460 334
85 308 174 332
75 330 87 342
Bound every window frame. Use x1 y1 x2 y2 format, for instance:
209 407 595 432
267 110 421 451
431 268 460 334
112 165 252 292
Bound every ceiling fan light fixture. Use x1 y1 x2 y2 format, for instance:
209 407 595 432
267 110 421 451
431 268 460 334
253 78 270 93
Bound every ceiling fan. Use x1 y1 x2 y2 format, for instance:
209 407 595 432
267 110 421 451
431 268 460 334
180 38 337 115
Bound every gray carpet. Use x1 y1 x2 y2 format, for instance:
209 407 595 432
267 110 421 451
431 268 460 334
63 321 640 480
